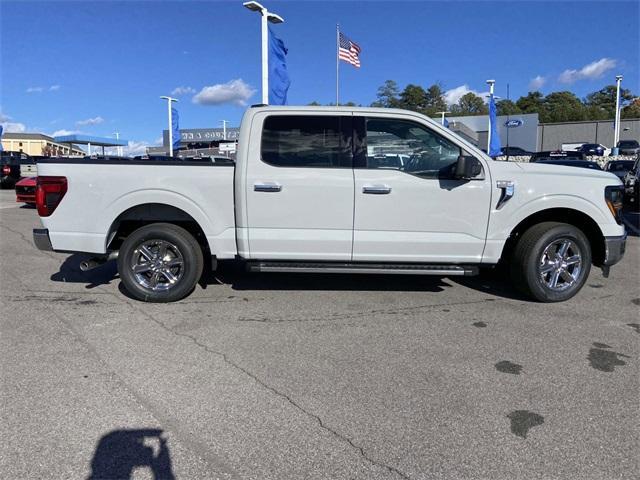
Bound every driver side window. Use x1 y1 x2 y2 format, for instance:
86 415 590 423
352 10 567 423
363 117 462 178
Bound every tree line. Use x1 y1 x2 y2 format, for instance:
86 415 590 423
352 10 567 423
310 80 640 123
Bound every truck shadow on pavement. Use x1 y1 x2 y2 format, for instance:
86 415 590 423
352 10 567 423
209 262 528 299
87 429 175 480
52 254 530 300
50 254 118 289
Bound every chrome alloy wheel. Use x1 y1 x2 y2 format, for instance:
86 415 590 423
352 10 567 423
130 239 184 292
538 238 582 292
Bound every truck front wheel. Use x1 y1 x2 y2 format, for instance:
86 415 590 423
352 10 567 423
510 222 591 302
117 223 203 302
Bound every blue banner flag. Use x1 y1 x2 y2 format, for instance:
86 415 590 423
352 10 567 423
443 118 450 128
171 107 180 151
488 94 502 157
0 126 3 152
268 25 290 105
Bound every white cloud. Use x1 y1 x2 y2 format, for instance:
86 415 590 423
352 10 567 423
444 84 489 106
558 58 616 84
171 86 196 96
76 116 104 126
0 111 27 133
26 84 60 93
51 129 81 137
1 122 26 133
529 75 546 90
122 140 152 156
192 79 256 106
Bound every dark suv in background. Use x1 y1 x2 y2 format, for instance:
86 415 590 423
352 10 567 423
0 151 29 188
623 156 639 210
617 140 640 155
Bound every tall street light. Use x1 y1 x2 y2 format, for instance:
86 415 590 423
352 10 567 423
113 131 122 157
243 1 284 105
613 75 623 154
160 96 178 157
436 111 450 126
486 79 495 153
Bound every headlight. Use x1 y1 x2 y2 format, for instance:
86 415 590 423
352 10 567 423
604 185 624 225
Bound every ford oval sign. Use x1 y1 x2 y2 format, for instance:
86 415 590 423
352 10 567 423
505 119 524 128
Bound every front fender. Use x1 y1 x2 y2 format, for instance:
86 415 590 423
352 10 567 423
491 193 614 241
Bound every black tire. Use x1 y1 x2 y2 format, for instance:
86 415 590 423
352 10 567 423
510 222 591 302
117 223 203 302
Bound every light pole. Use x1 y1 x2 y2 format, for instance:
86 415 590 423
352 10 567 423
486 79 495 153
613 75 623 155
243 1 284 105
220 120 229 140
113 131 121 157
436 111 450 126
160 96 178 157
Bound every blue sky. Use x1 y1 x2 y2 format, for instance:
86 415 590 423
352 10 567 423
1 0 638 154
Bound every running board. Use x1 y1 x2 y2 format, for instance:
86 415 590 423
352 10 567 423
246 261 479 276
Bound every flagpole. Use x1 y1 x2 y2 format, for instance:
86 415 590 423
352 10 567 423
336 23 340 106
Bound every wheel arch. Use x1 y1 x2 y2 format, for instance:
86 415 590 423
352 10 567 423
501 208 606 266
106 203 209 253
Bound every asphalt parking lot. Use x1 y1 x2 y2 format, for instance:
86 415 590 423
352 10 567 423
0 189 638 480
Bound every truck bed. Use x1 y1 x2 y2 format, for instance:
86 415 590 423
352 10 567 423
36 157 237 257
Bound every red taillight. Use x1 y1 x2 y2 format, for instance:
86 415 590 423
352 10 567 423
1 165 10 175
36 176 67 217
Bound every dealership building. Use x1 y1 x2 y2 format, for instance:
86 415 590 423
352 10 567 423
1 132 85 156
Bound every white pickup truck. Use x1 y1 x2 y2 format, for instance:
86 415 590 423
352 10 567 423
33 106 627 302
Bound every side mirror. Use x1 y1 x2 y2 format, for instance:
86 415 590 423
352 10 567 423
454 155 482 179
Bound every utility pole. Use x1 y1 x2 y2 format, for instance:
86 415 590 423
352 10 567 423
243 2 284 105
160 96 178 157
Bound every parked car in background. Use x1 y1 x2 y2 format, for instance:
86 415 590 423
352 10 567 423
535 159 603 170
605 159 635 180
623 156 639 209
617 140 640 155
500 146 532 157
15 177 37 205
575 143 609 156
530 150 586 162
1 151 29 188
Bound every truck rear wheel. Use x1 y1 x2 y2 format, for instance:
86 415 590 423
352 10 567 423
117 223 203 302
510 222 591 302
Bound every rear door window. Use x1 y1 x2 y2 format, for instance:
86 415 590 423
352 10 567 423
261 115 353 168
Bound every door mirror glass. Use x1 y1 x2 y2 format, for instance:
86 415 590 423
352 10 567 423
454 155 483 180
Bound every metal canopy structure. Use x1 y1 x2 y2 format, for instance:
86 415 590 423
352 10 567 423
54 134 128 155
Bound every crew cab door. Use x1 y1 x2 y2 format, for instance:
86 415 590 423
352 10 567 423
352 115 492 262
244 113 355 260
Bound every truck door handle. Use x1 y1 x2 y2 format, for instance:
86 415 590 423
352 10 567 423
362 185 392 195
254 182 282 192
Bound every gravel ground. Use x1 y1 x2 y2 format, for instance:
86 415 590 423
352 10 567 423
0 190 638 480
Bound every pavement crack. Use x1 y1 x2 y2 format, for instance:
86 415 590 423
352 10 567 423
127 302 411 480
239 298 496 324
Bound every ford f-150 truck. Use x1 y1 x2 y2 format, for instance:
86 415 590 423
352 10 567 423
33 106 627 302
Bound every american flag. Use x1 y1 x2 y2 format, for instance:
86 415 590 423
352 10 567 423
338 32 361 68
